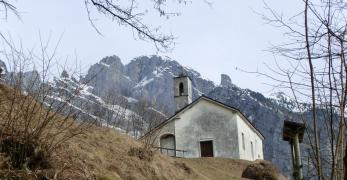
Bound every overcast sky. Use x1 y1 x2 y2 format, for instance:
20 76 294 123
1 0 302 95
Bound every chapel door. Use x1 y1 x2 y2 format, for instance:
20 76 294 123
200 140 214 157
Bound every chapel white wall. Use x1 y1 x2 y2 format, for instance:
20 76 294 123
236 115 264 160
174 99 240 158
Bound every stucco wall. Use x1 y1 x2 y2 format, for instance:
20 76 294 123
236 115 264 160
174 99 240 158
149 120 175 147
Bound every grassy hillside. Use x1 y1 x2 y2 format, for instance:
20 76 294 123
51 127 204 179
37 127 285 179
0 84 284 179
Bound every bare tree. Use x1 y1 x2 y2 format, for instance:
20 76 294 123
102 89 129 128
257 0 347 179
129 98 166 149
84 0 187 50
0 0 18 19
1 0 192 51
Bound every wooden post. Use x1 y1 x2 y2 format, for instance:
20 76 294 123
306 148 310 180
290 141 297 178
293 133 303 180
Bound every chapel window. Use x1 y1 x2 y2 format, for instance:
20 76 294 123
179 82 184 96
242 133 245 150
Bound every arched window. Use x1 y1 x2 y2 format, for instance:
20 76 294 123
179 82 184 96
160 134 176 156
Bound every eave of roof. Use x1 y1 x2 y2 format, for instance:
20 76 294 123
139 95 265 140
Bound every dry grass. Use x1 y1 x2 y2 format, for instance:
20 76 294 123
177 158 286 180
48 127 286 180
177 158 254 180
50 127 204 180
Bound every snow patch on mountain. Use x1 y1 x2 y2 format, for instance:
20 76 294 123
100 62 111 68
135 76 154 88
124 96 138 103
148 107 167 118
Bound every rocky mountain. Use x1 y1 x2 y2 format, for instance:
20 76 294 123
0 55 329 176
82 55 215 114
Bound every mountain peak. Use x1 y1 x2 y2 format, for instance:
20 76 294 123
100 55 123 67
220 74 232 88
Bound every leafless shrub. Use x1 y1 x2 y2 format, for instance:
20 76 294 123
128 98 166 150
102 90 129 128
0 36 97 173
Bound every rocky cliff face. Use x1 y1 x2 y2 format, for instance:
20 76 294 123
220 74 232 88
83 55 134 97
83 55 215 114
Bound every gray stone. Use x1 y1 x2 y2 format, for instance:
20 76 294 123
220 74 232 88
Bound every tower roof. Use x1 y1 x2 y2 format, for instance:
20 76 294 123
174 66 192 80
173 74 192 81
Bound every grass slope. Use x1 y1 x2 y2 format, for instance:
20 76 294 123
53 127 204 179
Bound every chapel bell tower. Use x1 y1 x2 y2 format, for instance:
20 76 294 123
174 74 192 112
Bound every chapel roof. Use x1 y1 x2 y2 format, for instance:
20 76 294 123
140 95 265 140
